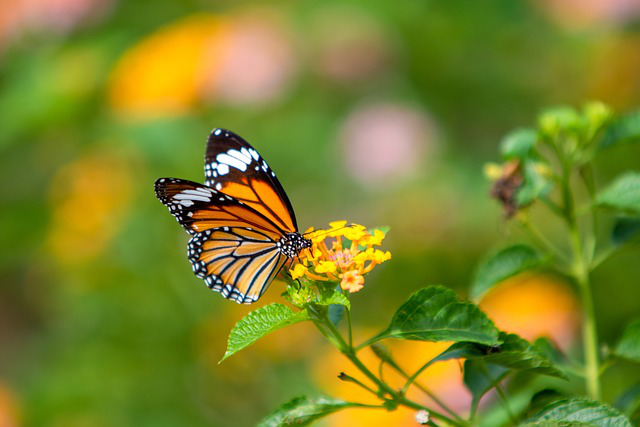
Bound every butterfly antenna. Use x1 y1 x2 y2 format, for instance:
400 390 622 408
302 223 358 239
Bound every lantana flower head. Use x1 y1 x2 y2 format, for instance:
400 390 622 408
289 221 391 293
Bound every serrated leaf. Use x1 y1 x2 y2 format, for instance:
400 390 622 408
520 421 594 426
525 397 634 427
317 288 351 310
257 396 351 427
599 112 640 149
471 245 544 299
463 360 509 406
438 332 567 379
597 172 640 214
368 286 500 346
614 319 640 363
221 304 308 362
501 128 538 160
612 217 640 245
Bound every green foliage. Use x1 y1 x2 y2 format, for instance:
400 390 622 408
614 319 640 363
599 112 640 149
471 245 544 299
615 384 640 425
221 304 308 362
257 396 352 427
368 285 501 346
597 172 640 214
525 397 634 427
612 217 640 245
516 161 553 206
501 128 538 160
463 360 510 407
439 333 567 379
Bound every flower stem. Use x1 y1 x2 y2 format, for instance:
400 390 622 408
562 164 600 400
310 308 467 427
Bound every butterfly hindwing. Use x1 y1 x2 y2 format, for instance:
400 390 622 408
204 128 298 233
188 227 288 304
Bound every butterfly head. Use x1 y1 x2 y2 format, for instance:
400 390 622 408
278 233 312 258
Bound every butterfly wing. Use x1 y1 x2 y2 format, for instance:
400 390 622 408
154 177 283 236
204 128 298 234
189 227 287 304
155 178 288 303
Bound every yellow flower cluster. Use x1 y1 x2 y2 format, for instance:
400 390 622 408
289 221 391 293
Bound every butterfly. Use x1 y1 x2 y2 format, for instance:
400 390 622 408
155 128 311 304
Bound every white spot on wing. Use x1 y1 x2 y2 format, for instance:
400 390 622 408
217 163 229 175
217 153 247 171
227 149 252 165
248 148 259 161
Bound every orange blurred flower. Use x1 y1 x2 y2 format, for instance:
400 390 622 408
109 14 228 118
312 337 469 426
0 381 19 427
290 221 391 293
46 148 138 267
479 273 580 350
108 11 296 118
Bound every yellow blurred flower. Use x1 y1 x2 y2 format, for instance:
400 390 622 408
108 14 228 117
480 273 580 350
289 221 391 293
46 148 138 267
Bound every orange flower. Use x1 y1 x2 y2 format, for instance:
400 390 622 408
340 271 364 293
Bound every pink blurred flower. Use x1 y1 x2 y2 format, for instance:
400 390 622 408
202 10 297 106
340 102 438 186
0 0 112 51
309 5 394 84
533 0 640 30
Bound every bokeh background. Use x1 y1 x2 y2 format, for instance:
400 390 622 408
1 0 640 426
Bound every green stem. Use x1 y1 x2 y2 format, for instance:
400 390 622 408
519 217 569 264
311 309 466 427
494 382 516 425
563 166 600 400
376 353 465 423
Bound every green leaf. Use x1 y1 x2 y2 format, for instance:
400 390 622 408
516 161 553 207
257 396 351 427
599 112 640 149
614 319 640 363
612 217 640 245
501 128 538 160
519 421 594 426
471 245 544 299
597 172 640 214
615 383 640 425
525 397 634 427
438 333 567 379
463 360 509 406
369 286 501 346
221 304 308 362
317 288 351 310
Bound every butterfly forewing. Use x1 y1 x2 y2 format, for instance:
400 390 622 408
154 178 283 237
204 129 298 233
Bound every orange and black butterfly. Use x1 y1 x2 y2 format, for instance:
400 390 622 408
155 129 311 304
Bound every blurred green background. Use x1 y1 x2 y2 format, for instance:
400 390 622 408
1 0 640 426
